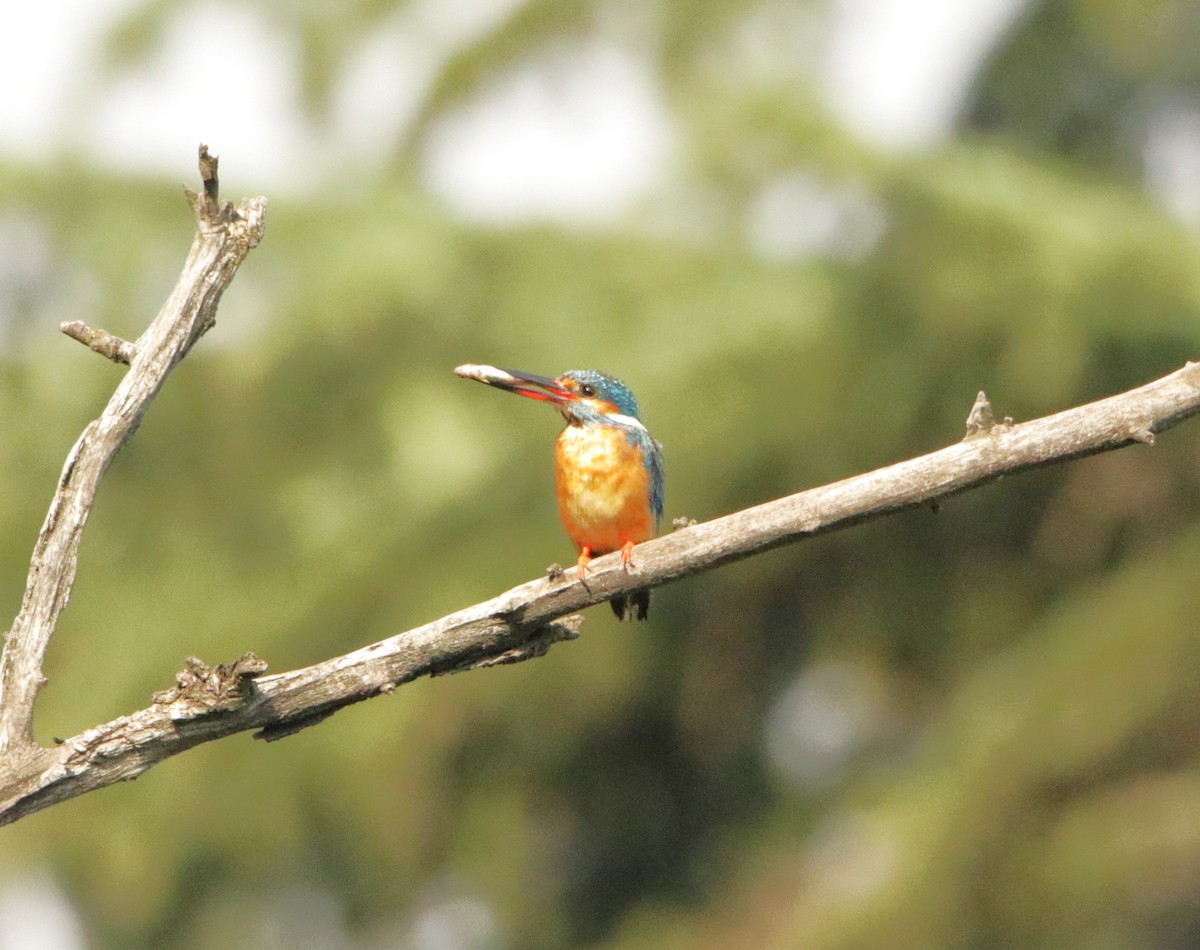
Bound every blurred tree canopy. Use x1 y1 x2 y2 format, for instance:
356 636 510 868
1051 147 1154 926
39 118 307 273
5 1 1200 948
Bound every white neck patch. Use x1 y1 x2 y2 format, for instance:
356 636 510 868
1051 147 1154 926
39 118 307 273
605 412 648 433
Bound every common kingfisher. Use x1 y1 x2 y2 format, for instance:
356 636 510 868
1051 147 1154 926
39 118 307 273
455 364 664 620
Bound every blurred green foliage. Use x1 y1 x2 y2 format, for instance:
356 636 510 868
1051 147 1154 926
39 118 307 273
5 1 1200 948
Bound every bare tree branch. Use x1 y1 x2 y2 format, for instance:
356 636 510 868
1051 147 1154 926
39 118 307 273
3 349 1200 824
3 153 1200 829
0 145 266 760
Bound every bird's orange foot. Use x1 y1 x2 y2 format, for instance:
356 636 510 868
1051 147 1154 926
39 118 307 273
576 547 593 584
620 540 635 572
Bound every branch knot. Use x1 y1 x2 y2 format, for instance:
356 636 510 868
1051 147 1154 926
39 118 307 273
153 654 267 720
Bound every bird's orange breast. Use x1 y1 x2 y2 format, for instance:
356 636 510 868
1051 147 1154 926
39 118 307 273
554 425 656 556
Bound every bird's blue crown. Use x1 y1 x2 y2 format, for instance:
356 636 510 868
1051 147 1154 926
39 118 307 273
562 369 640 418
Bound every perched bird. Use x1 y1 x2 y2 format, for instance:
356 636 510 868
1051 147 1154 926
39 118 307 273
455 364 664 620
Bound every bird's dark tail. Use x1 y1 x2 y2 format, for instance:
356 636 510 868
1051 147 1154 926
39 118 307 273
611 589 651 621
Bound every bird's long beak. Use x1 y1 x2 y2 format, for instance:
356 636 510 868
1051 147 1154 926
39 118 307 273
454 364 577 406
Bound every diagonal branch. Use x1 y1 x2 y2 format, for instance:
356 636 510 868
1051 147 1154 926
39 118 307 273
0 145 266 759
2 356 1199 824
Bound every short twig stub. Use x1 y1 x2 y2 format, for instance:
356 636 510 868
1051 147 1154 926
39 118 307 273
964 391 996 438
60 321 136 365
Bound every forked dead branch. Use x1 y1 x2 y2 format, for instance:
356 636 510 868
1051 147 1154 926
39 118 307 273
2 149 1199 827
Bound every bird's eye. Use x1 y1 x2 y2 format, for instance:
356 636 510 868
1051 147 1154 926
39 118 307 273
580 384 596 398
